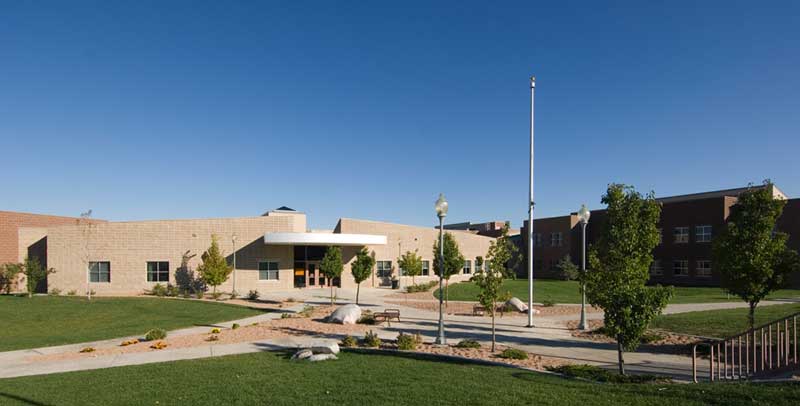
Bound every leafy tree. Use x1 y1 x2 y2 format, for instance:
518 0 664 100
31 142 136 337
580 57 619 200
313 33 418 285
471 224 516 351
196 235 233 296
350 248 375 305
433 232 465 305
586 184 673 375
712 181 800 329
556 254 580 281
398 250 423 285
320 246 343 305
20 257 56 298
0 263 23 294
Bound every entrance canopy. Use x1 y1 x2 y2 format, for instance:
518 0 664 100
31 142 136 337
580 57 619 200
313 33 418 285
264 232 387 246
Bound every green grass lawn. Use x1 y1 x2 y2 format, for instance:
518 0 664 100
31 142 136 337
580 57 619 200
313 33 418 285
651 302 800 338
0 351 797 405
0 296 264 352
437 279 800 304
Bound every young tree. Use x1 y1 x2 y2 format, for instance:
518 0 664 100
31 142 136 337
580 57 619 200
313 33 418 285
320 246 343 305
432 232 465 305
555 254 580 281
350 248 375 305
398 250 423 286
77 210 95 300
712 181 800 329
20 257 55 298
196 235 233 297
471 224 517 351
586 184 673 375
0 263 23 294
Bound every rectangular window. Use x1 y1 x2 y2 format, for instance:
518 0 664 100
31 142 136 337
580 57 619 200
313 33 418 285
696 260 712 278
673 227 689 244
89 261 111 283
463 260 472 274
550 232 563 247
258 261 279 280
475 258 483 273
376 261 392 278
146 261 169 282
650 260 663 276
533 233 542 247
673 260 689 276
421 260 430 276
696 225 712 243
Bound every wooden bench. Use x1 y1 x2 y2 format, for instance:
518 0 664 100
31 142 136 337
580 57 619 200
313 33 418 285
375 309 401 325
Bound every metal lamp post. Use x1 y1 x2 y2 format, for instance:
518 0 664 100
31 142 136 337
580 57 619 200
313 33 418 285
435 193 448 345
527 75 536 327
577 204 591 331
232 234 238 296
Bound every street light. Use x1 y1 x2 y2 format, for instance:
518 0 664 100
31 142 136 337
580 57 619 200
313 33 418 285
232 234 238 297
435 193 448 345
577 204 591 331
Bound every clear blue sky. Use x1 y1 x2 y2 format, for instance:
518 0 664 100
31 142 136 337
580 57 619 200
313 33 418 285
1 1 799 229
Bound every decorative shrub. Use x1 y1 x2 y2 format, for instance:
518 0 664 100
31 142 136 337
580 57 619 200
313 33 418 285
67 290 77 296
49 288 62 296
396 332 419 350
362 330 381 348
150 341 168 350
230 291 238 300
545 364 671 384
247 290 260 300
145 328 167 341
120 339 139 346
211 292 222 300
357 311 376 325
298 305 314 318
405 281 438 293
210 328 221 334
166 284 179 297
151 283 167 297
79 347 95 353
206 335 219 342
285 297 297 303
498 348 528 360
231 323 240 330
639 331 665 344
194 289 205 299
542 299 556 307
455 339 481 349
281 313 293 319
340 335 358 348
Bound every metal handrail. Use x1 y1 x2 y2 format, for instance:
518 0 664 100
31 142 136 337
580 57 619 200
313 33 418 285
692 311 799 383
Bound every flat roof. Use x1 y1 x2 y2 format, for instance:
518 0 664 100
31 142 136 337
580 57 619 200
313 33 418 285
264 232 387 246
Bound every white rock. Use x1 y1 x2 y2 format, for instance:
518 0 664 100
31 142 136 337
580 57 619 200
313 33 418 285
327 304 362 325
311 341 340 355
291 349 313 360
506 297 529 312
529 308 541 315
308 353 338 362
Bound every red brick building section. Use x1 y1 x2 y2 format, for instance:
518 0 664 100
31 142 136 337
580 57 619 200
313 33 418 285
0 211 104 265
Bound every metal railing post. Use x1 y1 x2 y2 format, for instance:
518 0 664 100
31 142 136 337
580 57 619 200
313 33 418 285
710 344 715 382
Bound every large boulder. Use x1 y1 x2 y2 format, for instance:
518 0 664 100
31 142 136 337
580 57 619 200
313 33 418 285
308 353 338 362
505 297 528 313
311 341 340 355
326 304 362 325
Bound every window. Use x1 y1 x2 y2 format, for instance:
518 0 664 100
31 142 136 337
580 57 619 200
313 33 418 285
650 260 663 276
550 232 563 247
146 261 169 282
674 227 689 244
475 258 483 273
696 225 712 243
463 260 472 274
89 261 110 283
376 261 392 278
259 261 279 280
422 260 430 276
533 233 542 247
696 260 712 278
673 260 689 276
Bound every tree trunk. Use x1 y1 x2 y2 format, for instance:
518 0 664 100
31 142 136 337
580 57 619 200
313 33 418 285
330 284 335 306
748 301 757 330
412 276 416 286
445 279 449 307
356 283 361 305
617 339 626 375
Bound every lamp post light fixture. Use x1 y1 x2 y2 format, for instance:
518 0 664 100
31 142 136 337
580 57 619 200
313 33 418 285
577 204 591 331
232 234 238 297
434 193 448 345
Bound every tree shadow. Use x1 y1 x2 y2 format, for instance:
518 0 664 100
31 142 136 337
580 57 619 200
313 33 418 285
0 392 54 406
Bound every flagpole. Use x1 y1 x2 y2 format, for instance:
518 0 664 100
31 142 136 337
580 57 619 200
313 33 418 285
527 75 535 328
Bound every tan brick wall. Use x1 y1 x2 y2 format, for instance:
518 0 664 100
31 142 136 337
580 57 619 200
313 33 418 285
336 218 496 289
47 213 305 296
0 211 105 265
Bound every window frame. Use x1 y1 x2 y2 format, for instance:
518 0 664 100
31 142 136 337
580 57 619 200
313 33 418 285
696 260 712 278
695 225 713 243
421 260 430 276
463 260 472 274
673 227 690 244
673 259 689 276
89 261 111 283
258 260 280 281
146 261 170 282
376 261 393 278
550 232 563 247
650 259 663 276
